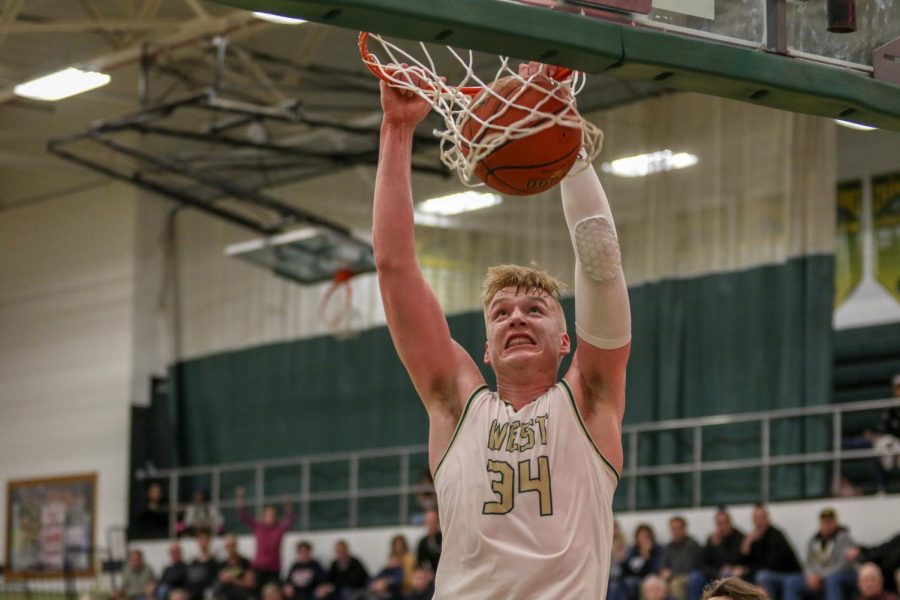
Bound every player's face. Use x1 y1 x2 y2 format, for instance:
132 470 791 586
484 287 570 373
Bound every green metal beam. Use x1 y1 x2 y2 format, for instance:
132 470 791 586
218 0 900 131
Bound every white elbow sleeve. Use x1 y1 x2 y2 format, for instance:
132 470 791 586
562 163 631 349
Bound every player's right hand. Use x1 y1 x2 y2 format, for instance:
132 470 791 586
380 63 432 127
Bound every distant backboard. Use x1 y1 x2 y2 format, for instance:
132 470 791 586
226 227 375 285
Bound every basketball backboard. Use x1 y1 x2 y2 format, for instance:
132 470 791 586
225 227 375 285
217 0 900 131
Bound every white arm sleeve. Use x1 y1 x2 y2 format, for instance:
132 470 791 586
561 160 631 349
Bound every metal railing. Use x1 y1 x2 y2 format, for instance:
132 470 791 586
135 396 900 534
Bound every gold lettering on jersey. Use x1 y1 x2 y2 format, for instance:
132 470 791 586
488 420 509 451
488 415 549 452
535 415 549 445
506 421 521 452
519 421 536 452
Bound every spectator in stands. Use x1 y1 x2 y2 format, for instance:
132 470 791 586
784 508 857 600
608 521 629 600
186 531 219 600
212 535 255 600
846 534 900 593
403 568 434 600
157 542 190 600
660 516 705 600
181 488 224 537
120 549 156 600
416 510 442 574
366 551 405 600
322 540 368 600
235 486 295 592
701 577 769 600
132 482 170 540
170 590 190 600
740 504 802 600
703 507 746 585
618 523 663 600
389 535 416 594
644 575 676 600
856 563 897 600
413 470 437 525
261 583 283 600
284 541 326 600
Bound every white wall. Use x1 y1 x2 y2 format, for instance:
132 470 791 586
0 183 137 564
131 495 899 577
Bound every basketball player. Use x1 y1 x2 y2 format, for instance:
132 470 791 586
373 64 630 598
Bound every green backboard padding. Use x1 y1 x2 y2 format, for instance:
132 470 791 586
216 0 900 131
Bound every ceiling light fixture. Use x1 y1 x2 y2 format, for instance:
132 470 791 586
601 150 698 178
252 11 307 25
834 119 876 132
416 191 503 216
14 67 111 102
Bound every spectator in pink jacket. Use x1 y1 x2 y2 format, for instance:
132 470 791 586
235 487 295 593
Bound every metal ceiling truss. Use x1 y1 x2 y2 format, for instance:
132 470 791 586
48 37 446 240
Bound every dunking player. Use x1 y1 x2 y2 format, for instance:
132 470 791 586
373 64 631 598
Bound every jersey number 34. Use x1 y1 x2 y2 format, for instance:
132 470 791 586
483 456 553 516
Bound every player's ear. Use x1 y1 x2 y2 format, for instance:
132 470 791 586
559 333 571 356
484 341 491 365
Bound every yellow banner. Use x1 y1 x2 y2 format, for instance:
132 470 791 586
835 179 863 307
872 172 900 303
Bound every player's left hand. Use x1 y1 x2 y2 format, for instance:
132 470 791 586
518 61 561 79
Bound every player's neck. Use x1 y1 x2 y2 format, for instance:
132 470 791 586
496 375 556 410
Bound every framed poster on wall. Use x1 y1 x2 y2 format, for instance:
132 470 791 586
5 473 97 578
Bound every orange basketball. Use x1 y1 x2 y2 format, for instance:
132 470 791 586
461 76 582 196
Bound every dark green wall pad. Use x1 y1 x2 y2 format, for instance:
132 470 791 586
170 254 834 477
833 322 900 403
215 0 900 131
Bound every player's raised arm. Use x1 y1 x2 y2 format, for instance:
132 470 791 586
561 157 631 436
373 77 483 414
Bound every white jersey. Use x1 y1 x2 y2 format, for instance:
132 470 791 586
433 380 619 599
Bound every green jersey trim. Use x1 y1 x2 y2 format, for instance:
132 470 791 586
559 379 620 482
433 384 489 481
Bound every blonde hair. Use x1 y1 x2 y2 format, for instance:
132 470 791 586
482 264 566 307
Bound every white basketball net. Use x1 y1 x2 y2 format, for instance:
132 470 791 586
361 33 604 187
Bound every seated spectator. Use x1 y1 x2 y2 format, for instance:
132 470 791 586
660 516 705 600
616 523 663 600
157 543 190 600
403 568 434 600
741 505 802 600
846 534 900 593
169 590 190 600
701 577 769 600
644 575 676 600
608 521 629 600
261 583 283 600
856 563 897 600
366 553 405 600
389 535 417 594
319 540 368 600
120 549 156 600
186 531 219 600
784 508 856 600
284 541 325 600
235 487 294 592
180 488 224 537
131 482 170 540
212 535 255 600
703 507 746 584
413 470 437 525
416 511 442 574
